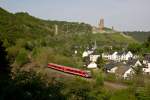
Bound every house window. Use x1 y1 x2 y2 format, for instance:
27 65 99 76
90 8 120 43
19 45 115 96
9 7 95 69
146 72 149 75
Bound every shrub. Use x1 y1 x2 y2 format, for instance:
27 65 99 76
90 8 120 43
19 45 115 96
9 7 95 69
135 85 150 100
0 70 65 100
93 70 104 85
31 47 53 67
111 89 136 100
96 73 104 86
15 48 29 67
104 73 116 82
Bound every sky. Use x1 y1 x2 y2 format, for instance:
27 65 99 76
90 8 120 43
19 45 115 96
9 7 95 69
0 0 150 31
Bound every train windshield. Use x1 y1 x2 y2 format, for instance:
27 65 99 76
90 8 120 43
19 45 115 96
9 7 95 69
86 71 92 78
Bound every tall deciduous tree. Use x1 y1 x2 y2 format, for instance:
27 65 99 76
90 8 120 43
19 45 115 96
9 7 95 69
0 40 10 79
132 65 144 87
97 54 105 70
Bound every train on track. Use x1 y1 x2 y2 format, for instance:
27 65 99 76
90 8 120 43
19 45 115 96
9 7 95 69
48 63 91 78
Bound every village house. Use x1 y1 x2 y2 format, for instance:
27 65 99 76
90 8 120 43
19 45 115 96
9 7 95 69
116 64 131 78
82 51 89 58
105 59 144 79
82 48 94 58
117 51 133 61
143 53 150 65
102 52 118 60
104 61 120 73
109 52 118 61
87 62 98 69
102 51 134 62
123 60 142 79
89 55 100 62
106 58 150 79
82 49 99 69
143 53 150 75
102 51 150 79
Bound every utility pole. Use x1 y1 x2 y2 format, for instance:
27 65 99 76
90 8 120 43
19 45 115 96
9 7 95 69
93 40 97 50
55 24 58 35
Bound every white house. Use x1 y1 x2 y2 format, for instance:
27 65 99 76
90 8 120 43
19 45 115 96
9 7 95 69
117 51 133 61
103 51 133 62
123 60 142 79
143 65 150 74
123 51 133 61
102 52 113 60
109 52 118 61
87 62 97 69
82 50 94 58
134 60 142 66
82 51 88 57
142 53 150 74
87 50 93 55
89 55 100 62
143 65 150 75
123 59 150 78
143 61 150 74
104 61 119 73
103 52 118 61
123 68 134 79
108 67 118 73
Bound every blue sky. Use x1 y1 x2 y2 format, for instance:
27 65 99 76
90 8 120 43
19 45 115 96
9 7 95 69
0 0 150 31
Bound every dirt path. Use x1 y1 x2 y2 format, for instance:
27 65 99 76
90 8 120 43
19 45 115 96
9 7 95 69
43 68 128 90
21 64 129 90
104 81 128 90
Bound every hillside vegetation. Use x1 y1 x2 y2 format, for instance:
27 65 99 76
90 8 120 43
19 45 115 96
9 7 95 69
124 31 150 42
0 7 137 69
0 7 92 44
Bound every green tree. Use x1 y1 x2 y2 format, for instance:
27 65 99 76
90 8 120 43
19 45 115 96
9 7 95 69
63 78 96 100
0 70 65 100
127 43 141 54
14 48 29 67
0 40 10 79
97 54 105 70
132 65 144 87
135 86 150 100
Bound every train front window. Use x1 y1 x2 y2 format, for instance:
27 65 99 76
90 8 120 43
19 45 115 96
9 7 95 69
86 71 91 77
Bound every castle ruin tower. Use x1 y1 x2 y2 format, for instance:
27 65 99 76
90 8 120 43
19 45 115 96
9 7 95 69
99 18 104 32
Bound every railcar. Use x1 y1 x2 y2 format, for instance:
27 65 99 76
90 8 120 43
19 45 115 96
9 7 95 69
48 63 91 78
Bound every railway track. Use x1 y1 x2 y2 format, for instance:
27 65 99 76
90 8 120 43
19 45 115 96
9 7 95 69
47 63 128 90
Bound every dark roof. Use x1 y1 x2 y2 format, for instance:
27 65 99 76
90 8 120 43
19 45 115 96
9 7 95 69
126 59 144 69
117 51 124 56
143 53 150 62
126 59 139 66
104 61 121 70
116 64 130 75
108 51 115 55
105 61 131 75
117 51 129 56
143 53 150 56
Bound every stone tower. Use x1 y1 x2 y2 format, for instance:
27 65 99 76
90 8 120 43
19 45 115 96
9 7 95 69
99 18 104 32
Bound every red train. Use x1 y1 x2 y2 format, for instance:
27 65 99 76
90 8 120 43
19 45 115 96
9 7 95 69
48 63 91 78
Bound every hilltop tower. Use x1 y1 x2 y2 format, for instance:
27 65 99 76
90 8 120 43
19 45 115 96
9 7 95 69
99 18 104 32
